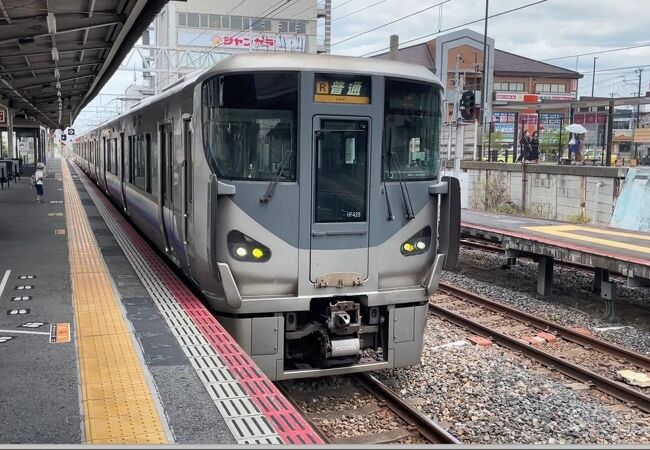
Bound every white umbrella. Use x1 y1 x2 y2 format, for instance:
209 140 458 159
565 123 588 134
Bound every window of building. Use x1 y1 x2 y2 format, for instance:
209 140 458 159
251 18 270 31
200 14 209 28
220 15 229 29
230 15 242 30
187 13 199 27
243 17 250 29
296 21 306 33
535 83 566 93
208 14 219 28
178 13 186 27
494 82 524 92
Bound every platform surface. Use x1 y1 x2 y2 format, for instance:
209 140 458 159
462 209 650 268
0 158 320 445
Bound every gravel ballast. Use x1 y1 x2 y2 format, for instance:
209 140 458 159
443 247 650 355
378 317 650 444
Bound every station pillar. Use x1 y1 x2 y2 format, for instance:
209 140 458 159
535 255 554 296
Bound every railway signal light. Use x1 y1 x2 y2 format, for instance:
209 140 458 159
460 90 476 120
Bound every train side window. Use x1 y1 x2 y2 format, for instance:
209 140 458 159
127 136 133 183
145 133 152 193
133 135 147 191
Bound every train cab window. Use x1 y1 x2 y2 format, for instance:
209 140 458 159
382 79 441 181
202 72 298 181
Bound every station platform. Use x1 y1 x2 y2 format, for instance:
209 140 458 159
461 210 650 319
0 158 321 445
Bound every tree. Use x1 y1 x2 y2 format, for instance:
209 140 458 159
539 129 569 158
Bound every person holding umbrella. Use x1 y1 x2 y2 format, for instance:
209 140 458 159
565 124 588 162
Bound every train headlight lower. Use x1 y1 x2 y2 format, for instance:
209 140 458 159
228 231 271 262
400 226 432 256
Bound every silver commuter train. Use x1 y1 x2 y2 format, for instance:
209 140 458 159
73 53 460 380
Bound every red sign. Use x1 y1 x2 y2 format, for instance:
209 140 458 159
212 35 275 48
0 107 6 124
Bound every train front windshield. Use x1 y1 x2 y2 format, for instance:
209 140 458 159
383 79 441 181
202 72 298 181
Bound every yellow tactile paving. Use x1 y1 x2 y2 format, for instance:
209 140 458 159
62 162 168 444
525 224 650 255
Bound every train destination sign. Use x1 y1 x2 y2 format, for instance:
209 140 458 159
314 74 370 104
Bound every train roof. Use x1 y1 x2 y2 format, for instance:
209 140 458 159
198 53 442 86
75 53 442 138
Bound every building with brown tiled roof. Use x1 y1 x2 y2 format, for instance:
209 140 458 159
373 28 582 140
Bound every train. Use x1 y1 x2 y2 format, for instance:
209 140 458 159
72 53 460 380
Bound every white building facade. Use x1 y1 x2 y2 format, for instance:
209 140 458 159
149 0 331 91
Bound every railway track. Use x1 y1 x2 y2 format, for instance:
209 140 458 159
431 282 650 413
279 373 460 445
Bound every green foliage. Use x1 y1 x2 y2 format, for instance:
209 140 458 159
566 213 590 224
539 129 570 157
483 130 504 148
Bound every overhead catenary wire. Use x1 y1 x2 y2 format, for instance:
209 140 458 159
331 0 451 48
152 0 296 90
360 0 550 57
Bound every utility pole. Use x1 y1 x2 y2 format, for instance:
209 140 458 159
454 54 464 178
635 67 643 159
591 57 598 97
480 0 489 130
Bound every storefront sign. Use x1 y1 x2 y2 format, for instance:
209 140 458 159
177 30 306 52
538 93 575 101
0 105 6 124
494 93 541 103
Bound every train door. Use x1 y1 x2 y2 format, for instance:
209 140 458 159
180 116 193 274
159 122 185 267
119 132 128 213
310 117 370 283
102 137 108 191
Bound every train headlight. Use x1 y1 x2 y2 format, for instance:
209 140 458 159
228 231 271 262
400 226 432 256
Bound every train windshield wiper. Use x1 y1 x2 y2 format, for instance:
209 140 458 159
259 149 292 203
390 152 415 220
386 128 415 220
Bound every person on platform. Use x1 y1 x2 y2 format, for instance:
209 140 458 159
516 130 532 163
527 131 540 163
32 162 46 203
569 134 583 162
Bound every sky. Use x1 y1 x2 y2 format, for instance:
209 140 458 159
73 0 650 130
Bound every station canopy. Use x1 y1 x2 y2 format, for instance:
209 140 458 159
0 0 168 129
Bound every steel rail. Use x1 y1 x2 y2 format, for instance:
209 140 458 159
428 301 650 413
438 282 650 371
355 373 461 444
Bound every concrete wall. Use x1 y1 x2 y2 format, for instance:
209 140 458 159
460 162 628 224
